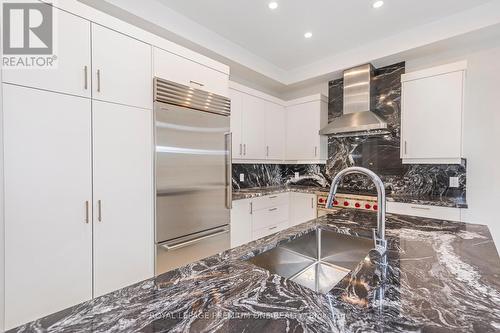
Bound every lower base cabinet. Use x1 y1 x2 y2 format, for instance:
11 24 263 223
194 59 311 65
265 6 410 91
386 201 461 221
230 192 318 248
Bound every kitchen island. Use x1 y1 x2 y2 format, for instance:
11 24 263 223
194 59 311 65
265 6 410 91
10 211 500 332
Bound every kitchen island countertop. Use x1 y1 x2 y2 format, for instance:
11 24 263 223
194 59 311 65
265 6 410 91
9 210 500 332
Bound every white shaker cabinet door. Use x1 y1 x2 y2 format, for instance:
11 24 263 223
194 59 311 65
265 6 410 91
241 93 266 160
229 89 244 159
290 193 317 226
3 84 93 330
265 102 286 160
2 6 91 97
92 100 154 297
92 24 152 109
230 199 253 248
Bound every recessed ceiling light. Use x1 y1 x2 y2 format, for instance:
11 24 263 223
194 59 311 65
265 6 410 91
304 32 313 39
268 2 278 10
372 0 384 9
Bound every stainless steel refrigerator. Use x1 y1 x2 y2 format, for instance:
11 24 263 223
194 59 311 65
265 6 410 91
154 78 232 275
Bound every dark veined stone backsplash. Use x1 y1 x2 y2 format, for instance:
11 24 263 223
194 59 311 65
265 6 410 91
232 62 466 200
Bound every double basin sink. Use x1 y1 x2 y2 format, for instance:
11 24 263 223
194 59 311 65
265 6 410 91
248 228 373 294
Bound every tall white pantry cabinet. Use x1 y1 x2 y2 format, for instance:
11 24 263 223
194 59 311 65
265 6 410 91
2 6 153 329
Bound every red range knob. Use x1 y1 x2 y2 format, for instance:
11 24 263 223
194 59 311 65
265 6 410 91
355 203 361 208
319 198 324 203
373 204 378 211
365 204 371 209
343 201 349 207
333 200 339 206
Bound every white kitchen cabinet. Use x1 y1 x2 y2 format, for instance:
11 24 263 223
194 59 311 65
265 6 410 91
153 47 229 97
286 95 328 162
387 201 461 222
230 85 286 162
2 6 91 98
92 100 154 297
401 61 466 164
92 24 152 109
230 89 244 159
290 193 317 226
3 84 93 330
265 102 286 160
230 199 253 248
241 93 267 160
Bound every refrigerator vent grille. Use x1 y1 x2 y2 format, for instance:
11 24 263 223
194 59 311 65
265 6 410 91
154 77 231 116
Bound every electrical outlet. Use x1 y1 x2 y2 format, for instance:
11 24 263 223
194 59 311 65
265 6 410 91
449 177 459 188
294 172 300 180
239 173 245 182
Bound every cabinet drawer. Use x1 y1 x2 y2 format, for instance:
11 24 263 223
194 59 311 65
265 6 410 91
252 204 289 230
386 201 461 222
252 221 289 240
153 47 229 97
252 193 289 211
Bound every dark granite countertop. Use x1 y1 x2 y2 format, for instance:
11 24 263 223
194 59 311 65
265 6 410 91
233 185 468 208
11 211 499 332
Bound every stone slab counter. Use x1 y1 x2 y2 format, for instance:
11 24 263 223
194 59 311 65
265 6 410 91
232 185 467 208
9 211 499 332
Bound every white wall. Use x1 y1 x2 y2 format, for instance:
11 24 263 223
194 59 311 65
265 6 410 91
406 40 500 248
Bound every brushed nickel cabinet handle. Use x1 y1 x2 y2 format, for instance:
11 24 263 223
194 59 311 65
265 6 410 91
404 141 407 155
314 146 318 157
190 80 204 87
84 201 89 224
266 146 269 157
225 132 233 209
97 69 101 92
410 206 430 211
243 144 247 156
249 202 253 214
97 200 102 222
84 66 88 90
311 198 314 208
269 226 278 231
269 195 278 199
239 144 242 156
269 208 278 212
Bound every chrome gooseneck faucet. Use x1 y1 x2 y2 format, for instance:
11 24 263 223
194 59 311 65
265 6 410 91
326 167 387 258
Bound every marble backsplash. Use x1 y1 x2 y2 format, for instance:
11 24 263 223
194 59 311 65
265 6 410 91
232 62 466 200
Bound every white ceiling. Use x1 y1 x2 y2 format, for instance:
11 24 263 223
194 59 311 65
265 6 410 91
157 0 491 70
83 0 500 89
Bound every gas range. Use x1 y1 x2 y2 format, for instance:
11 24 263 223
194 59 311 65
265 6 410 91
316 192 379 216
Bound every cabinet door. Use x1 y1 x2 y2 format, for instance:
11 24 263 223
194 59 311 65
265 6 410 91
3 85 92 329
92 24 152 109
265 102 286 160
286 102 321 160
242 94 266 159
230 199 253 248
92 100 154 297
230 89 243 159
153 47 229 97
2 6 91 98
290 193 317 226
401 71 463 161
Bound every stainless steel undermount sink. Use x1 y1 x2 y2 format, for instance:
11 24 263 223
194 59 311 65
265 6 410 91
247 228 373 293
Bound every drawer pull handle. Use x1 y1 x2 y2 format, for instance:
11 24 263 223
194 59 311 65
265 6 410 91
190 80 204 87
269 196 278 199
411 206 431 211
269 226 278 230
269 208 278 212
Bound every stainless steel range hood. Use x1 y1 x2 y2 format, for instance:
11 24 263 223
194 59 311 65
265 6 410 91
319 64 389 137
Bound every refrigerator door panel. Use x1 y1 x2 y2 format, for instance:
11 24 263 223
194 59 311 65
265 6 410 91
156 226 230 275
155 102 230 242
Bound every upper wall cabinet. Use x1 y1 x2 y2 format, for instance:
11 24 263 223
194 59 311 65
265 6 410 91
92 24 152 109
286 95 328 163
230 87 286 161
2 6 92 98
153 47 229 97
401 61 466 164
